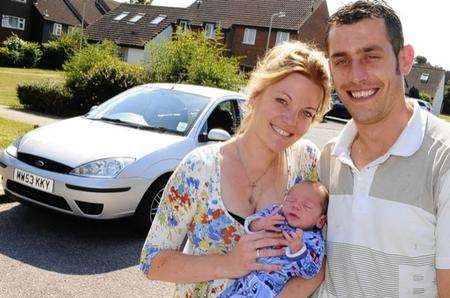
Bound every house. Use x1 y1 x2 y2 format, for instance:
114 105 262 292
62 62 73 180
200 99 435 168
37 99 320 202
0 0 120 44
86 0 329 68
406 64 446 115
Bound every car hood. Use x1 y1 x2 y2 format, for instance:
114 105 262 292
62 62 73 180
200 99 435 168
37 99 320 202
18 117 186 167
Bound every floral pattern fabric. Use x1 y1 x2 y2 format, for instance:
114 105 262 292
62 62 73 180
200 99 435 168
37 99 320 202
139 139 320 297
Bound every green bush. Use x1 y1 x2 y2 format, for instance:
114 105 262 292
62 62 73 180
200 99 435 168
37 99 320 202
148 28 245 91
17 80 75 116
0 34 42 67
79 59 147 109
40 27 87 69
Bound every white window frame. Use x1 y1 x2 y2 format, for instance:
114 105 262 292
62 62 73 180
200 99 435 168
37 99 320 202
179 20 189 30
128 13 145 23
275 31 290 46
52 23 63 36
12 0 27 3
150 14 166 25
420 73 430 83
204 23 215 39
1 15 25 30
114 12 129 21
243 28 256 45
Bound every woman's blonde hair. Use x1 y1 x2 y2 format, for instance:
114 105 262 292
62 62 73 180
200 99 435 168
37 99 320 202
238 41 331 134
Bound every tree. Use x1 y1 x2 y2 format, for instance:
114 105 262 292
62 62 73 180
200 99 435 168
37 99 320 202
147 28 245 91
414 55 428 65
419 91 431 102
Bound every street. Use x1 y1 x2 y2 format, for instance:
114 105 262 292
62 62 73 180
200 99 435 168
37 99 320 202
0 119 344 297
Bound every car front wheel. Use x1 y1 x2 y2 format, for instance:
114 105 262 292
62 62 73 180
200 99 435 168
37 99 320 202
132 174 170 235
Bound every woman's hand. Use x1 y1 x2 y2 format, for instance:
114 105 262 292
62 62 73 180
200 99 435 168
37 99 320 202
219 231 287 278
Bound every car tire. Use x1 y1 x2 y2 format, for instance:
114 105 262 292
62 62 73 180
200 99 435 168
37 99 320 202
132 174 171 235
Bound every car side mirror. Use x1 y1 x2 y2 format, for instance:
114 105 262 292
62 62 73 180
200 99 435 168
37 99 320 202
199 128 231 142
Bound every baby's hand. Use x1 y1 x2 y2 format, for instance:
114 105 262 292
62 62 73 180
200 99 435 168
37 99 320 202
249 213 285 232
282 229 304 254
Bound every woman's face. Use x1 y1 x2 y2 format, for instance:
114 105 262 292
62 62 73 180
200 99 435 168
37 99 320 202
248 72 323 153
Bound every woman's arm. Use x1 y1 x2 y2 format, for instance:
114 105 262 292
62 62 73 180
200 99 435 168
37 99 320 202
278 262 325 298
146 232 287 283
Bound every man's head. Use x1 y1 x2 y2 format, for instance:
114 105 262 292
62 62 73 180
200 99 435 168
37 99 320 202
325 1 414 125
326 1 404 69
282 181 328 230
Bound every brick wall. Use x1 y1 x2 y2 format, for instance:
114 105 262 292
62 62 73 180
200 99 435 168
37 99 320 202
295 0 329 50
0 0 35 42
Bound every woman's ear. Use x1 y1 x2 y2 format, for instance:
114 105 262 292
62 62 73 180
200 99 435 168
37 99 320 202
316 214 326 229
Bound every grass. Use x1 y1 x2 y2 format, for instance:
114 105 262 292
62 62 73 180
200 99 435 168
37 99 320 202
439 114 450 123
0 117 34 149
0 67 64 108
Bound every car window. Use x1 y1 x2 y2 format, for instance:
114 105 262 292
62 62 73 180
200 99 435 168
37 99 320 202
85 88 210 135
206 100 240 136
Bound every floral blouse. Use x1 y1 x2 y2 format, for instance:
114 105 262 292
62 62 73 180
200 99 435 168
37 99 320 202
139 139 320 297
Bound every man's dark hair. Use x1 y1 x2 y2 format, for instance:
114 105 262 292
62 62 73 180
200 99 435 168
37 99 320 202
326 1 404 59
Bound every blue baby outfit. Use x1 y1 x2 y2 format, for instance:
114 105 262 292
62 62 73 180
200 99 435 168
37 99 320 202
220 204 324 298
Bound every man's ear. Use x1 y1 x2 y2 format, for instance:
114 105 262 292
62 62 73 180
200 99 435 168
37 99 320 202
398 44 414 76
316 214 327 229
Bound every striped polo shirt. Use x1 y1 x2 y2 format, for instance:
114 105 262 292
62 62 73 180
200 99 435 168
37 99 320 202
316 102 450 297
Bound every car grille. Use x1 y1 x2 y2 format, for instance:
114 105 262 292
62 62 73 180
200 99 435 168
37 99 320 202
17 152 74 174
7 180 72 211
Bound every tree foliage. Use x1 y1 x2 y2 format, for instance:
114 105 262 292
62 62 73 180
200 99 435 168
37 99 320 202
147 28 245 91
414 55 428 65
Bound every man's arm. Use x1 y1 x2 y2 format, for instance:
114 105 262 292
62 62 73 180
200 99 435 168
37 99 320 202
437 269 450 298
278 263 325 298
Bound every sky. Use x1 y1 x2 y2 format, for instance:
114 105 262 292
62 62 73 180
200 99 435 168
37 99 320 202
115 0 450 70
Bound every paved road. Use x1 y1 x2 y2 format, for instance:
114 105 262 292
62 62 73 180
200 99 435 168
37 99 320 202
0 119 344 297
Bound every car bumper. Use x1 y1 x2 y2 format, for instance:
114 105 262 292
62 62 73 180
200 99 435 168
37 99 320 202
0 151 149 219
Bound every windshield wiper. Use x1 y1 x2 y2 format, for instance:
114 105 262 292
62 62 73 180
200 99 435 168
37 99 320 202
138 125 183 135
98 117 141 128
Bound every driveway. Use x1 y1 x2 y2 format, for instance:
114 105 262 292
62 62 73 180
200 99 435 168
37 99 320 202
0 119 345 297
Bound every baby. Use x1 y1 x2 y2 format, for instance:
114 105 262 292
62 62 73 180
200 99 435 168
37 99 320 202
220 181 328 298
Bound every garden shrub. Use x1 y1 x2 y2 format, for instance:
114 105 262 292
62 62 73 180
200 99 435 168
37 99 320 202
148 28 245 91
0 34 42 67
40 28 87 69
17 80 75 116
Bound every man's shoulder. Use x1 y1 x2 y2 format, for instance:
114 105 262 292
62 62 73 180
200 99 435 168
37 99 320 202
425 113 450 149
320 137 339 159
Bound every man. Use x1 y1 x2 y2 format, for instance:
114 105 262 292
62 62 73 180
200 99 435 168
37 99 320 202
316 1 450 297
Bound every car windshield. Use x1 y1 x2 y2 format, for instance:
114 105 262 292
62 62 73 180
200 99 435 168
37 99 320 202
85 87 211 135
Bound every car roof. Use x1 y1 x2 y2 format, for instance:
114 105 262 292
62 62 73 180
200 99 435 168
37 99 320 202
137 83 245 100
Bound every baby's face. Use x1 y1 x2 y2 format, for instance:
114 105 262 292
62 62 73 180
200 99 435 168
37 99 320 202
282 182 326 230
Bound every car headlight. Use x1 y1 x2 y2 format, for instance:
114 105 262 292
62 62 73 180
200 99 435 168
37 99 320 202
5 136 23 158
70 157 135 178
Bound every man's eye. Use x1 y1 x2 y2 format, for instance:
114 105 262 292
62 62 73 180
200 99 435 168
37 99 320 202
276 98 287 105
334 58 349 66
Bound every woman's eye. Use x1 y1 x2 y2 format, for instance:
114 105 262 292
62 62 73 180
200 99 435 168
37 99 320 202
302 110 314 119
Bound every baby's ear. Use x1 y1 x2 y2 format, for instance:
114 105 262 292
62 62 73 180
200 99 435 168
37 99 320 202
316 214 326 229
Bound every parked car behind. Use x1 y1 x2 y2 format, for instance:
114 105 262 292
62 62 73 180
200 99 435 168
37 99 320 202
325 93 351 120
0 83 245 233
416 98 432 112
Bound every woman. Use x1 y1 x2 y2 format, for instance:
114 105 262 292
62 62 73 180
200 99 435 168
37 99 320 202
139 41 331 297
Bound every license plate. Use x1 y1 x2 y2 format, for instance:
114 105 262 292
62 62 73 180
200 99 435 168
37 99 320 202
13 168 54 193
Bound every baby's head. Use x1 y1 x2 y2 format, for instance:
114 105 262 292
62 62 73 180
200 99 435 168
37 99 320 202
282 181 328 230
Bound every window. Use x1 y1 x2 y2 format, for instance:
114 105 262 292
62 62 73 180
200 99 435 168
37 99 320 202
420 73 430 83
205 100 241 136
12 0 27 3
275 31 289 45
243 28 256 45
128 13 145 23
53 23 63 36
179 20 189 30
114 12 129 21
150 15 166 25
1 15 25 30
204 23 215 39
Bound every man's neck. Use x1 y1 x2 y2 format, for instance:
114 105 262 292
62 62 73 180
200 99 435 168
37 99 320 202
351 99 414 170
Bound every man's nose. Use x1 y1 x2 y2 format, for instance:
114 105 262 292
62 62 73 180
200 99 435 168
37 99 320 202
350 60 369 84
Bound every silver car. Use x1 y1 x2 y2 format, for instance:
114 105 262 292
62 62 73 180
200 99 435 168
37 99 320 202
0 83 245 233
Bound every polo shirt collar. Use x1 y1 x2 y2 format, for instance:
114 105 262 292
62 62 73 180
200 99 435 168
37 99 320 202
332 100 427 160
